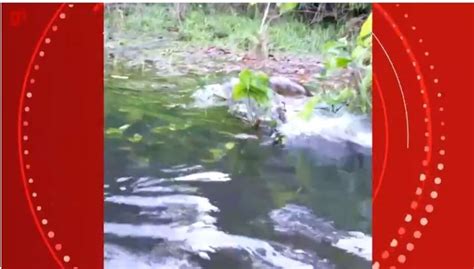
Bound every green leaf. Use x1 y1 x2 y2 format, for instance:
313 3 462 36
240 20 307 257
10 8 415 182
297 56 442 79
322 40 337 52
239 69 252 89
236 69 271 105
322 40 348 55
278 3 298 14
326 57 352 70
351 45 368 60
335 88 355 103
232 82 248 100
335 57 351 68
358 13 372 42
362 34 372 48
252 72 270 89
298 96 320 121
252 85 271 101
250 87 270 105
253 91 270 105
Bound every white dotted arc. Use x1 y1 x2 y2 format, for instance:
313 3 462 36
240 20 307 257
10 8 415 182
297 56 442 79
373 4 446 268
21 4 77 268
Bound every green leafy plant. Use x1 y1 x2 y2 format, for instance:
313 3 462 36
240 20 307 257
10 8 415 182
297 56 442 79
298 87 356 120
232 69 271 104
322 87 356 113
232 69 272 126
358 13 372 44
298 96 321 121
352 13 372 113
318 12 372 114
322 37 351 70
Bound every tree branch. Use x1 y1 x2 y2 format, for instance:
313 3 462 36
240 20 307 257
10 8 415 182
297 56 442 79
259 3 271 34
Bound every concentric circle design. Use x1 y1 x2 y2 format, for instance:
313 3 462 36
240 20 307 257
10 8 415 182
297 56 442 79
372 4 445 268
18 4 78 268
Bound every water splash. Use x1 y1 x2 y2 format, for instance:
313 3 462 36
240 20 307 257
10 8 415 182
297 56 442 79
280 112 372 149
269 204 372 261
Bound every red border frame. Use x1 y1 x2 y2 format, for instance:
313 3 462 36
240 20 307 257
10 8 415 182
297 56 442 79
2 3 474 269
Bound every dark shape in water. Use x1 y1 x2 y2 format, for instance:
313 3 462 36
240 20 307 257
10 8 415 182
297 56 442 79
270 76 313 97
222 76 312 98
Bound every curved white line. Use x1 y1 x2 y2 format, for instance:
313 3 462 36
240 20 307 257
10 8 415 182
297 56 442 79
373 33 410 149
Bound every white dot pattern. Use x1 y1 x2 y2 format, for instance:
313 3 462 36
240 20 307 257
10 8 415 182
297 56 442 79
19 4 78 268
373 4 446 267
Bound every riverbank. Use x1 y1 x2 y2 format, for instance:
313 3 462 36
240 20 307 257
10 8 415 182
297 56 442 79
105 4 369 104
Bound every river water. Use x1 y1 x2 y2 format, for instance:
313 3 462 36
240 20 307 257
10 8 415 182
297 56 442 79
104 66 372 269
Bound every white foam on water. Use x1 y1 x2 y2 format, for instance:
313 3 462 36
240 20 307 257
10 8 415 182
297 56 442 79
173 171 231 182
132 185 198 194
105 195 219 213
161 165 203 174
333 231 372 261
131 178 168 189
269 204 372 261
105 244 198 269
105 223 314 269
198 251 211 260
116 177 132 183
279 112 372 148
234 133 259 140
131 171 231 191
133 176 155 185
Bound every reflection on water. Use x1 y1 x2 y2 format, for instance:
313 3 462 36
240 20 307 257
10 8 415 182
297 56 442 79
105 66 372 269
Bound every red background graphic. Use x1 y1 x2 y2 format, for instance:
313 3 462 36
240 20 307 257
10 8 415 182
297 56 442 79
373 4 474 269
2 3 103 269
1 3 474 269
